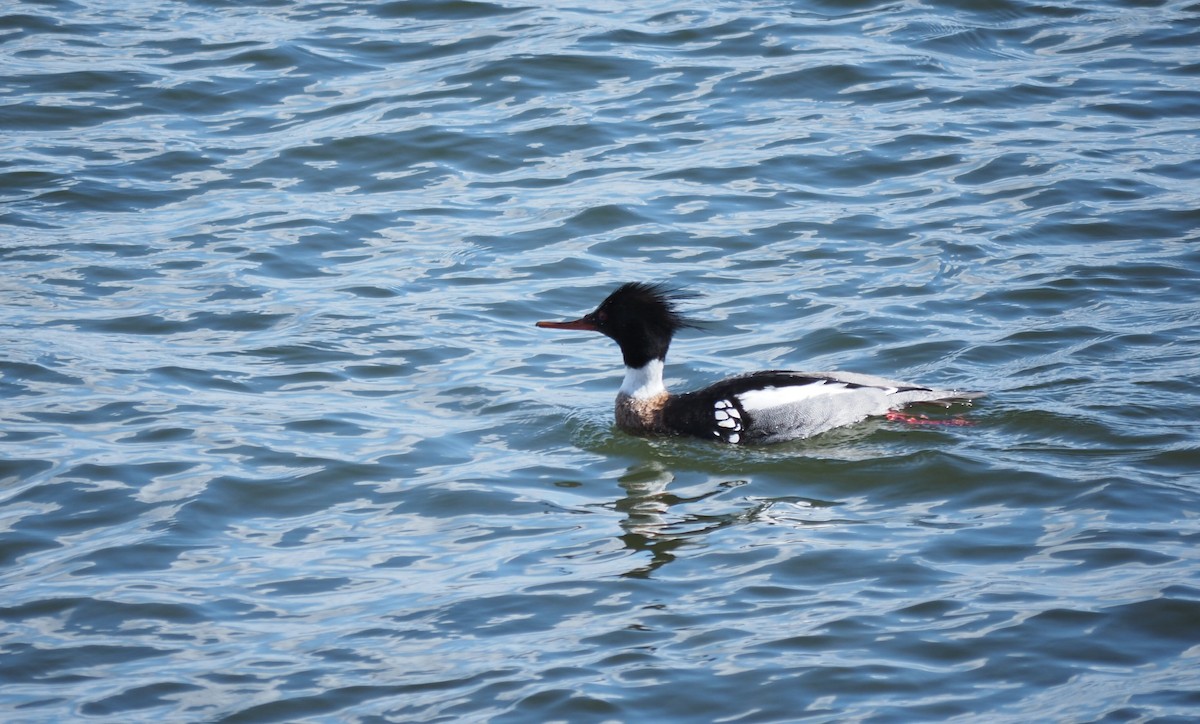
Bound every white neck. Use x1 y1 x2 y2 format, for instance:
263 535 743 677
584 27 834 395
618 359 666 399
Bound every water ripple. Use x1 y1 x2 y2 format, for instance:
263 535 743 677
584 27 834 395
2 0 1199 720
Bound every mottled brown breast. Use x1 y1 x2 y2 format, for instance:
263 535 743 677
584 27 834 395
614 392 670 435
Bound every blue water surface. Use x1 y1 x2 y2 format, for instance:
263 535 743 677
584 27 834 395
2 0 1200 721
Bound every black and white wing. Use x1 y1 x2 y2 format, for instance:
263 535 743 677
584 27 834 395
669 370 980 445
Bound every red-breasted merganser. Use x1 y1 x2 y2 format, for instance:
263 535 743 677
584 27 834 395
537 282 981 445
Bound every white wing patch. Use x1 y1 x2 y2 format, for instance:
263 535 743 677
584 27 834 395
713 399 743 444
736 379 851 412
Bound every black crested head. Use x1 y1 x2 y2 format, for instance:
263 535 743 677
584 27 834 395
537 282 704 368
590 282 702 368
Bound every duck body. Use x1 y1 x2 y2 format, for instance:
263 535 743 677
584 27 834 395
537 282 980 445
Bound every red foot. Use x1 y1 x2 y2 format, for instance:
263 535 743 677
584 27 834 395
886 411 975 427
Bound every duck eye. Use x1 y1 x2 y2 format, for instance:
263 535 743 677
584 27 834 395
594 310 608 323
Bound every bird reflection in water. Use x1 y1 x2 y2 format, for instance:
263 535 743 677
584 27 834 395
609 461 848 578
612 462 748 579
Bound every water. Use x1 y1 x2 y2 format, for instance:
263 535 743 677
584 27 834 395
2 0 1199 720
